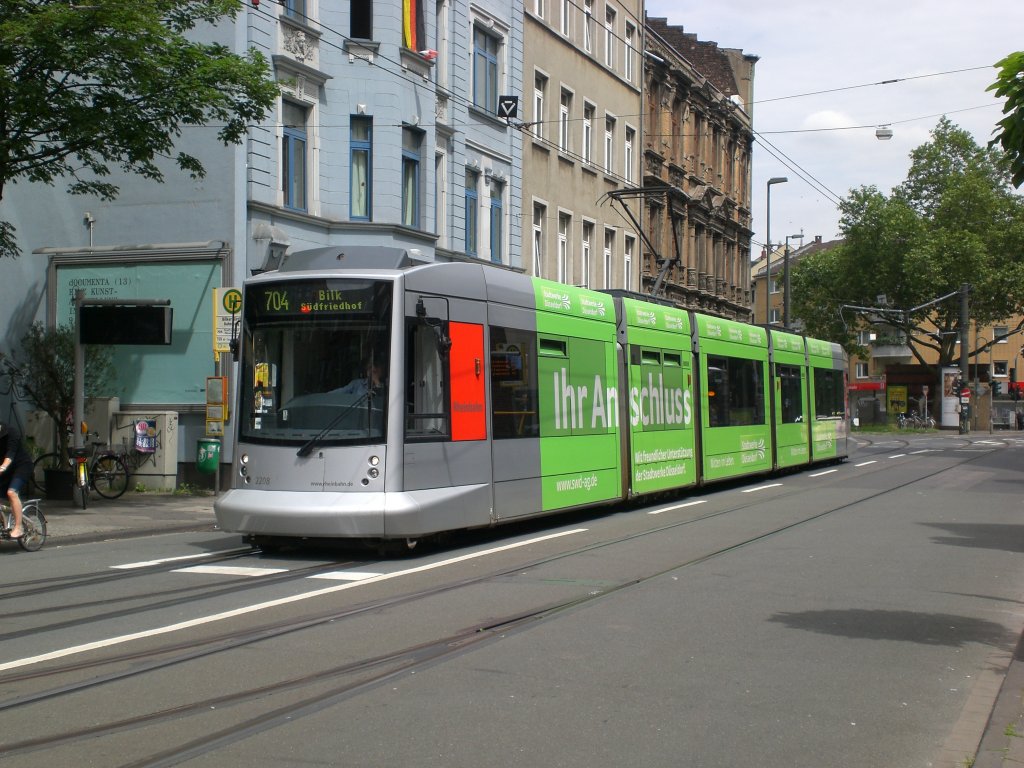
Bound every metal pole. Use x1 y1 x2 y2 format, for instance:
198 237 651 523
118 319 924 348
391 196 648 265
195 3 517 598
765 177 787 325
959 283 970 434
74 289 85 453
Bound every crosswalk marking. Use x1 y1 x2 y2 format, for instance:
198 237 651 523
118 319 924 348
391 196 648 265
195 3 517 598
309 571 384 581
175 565 288 577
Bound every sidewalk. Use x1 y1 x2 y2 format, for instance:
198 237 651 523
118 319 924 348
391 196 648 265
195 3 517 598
34 491 218 545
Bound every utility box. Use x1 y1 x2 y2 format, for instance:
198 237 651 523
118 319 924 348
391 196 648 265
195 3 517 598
25 396 121 454
112 411 179 490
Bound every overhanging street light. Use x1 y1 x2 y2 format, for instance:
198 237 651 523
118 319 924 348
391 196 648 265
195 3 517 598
765 177 788 325
784 232 804 329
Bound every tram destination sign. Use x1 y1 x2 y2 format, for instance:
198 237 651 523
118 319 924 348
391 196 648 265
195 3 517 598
247 280 386 319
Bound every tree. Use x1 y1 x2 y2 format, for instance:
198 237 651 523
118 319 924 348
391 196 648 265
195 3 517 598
791 118 1024 372
1 324 114 465
0 0 278 257
989 52 1024 188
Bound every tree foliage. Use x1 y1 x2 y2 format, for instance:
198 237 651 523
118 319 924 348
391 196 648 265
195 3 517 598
0 0 278 257
791 118 1024 371
989 52 1024 188
1 323 114 463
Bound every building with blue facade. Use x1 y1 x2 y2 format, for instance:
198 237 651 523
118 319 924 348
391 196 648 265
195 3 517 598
1 0 524 479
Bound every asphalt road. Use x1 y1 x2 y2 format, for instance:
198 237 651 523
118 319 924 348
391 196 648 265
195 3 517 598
3 432 1023 768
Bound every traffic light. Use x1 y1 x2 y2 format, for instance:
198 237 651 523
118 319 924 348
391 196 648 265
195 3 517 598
992 380 1003 397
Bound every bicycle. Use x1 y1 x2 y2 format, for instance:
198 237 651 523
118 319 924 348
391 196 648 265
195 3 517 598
0 497 47 551
32 440 127 505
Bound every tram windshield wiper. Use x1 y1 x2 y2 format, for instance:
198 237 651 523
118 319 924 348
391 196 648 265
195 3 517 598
295 391 371 458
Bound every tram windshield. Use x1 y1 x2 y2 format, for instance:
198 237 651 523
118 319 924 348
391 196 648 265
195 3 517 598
239 278 392 446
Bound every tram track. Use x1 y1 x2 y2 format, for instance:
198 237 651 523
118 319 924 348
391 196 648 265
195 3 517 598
0 441 1004 767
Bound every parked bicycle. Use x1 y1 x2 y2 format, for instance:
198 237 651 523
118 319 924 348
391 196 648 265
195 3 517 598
32 439 128 504
897 411 936 429
1 497 46 551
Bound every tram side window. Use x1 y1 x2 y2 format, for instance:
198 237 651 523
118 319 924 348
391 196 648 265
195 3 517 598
813 368 846 419
490 326 539 438
707 355 765 428
778 364 803 424
406 320 450 440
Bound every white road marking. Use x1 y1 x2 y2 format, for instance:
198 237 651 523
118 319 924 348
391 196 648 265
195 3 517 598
0 528 588 672
648 500 706 515
909 449 933 454
809 469 838 477
309 571 384 581
175 565 288 577
112 549 250 570
742 483 783 493
855 460 877 467
888 454 906 459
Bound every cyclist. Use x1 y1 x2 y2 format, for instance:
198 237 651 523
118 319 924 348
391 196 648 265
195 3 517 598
0 423 33 539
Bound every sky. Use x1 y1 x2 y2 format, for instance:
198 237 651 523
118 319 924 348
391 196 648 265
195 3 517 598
643 0 1024 252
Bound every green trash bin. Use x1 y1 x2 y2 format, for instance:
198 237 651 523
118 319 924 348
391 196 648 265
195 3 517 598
197 438 221 474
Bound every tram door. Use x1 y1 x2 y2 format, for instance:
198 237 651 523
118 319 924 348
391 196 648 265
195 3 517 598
402 294 492 530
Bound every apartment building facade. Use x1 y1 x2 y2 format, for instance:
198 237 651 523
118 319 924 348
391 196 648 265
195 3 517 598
522 0 644 290
639 17 757 320
3 0 526 469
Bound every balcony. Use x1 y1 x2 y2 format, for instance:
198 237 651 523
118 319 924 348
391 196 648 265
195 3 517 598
870 336 913 361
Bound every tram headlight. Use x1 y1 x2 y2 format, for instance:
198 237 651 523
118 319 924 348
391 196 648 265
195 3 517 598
368 468 379 478
369 455 379 466
240 454 249 465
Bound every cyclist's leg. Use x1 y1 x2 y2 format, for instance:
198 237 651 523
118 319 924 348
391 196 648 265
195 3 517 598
6 473 28 537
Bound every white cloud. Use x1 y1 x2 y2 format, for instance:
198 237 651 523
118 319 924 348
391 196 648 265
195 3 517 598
644 1 1023 244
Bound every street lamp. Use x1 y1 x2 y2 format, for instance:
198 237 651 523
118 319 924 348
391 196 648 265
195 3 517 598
765 177 788 325
783 232 804 329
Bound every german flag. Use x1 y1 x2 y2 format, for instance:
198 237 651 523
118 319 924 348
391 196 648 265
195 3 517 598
403 0 425 51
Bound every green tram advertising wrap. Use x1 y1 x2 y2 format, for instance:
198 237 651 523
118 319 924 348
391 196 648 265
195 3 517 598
533 278 622 512
770 330 811 469
696 314 773 482
621 298 697 495
806 337 847 461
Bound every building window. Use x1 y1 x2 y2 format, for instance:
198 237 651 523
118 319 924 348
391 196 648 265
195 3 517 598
582 103 594 163
284 0 306 21
533 73 546 139
994 325 1009 342
473 26 499 113
490 182 504 264
532 203 546 276
994 360 1009 377
624 126 635 183
281 100 308 211
559 89 571 153
402 128 422 228
581 221 593 288
604 5 616 69
604 115 615 174
583 0 593 52
857 329 876 345
855 362 869 379
769 308 781 324
465 169 479 256
624 234 634 290
603 227 615 289
534 0 544 18
351 0 371 38
560 0 570 35
770 277 780 294
558 212 571 283
624 21 635 82
350 116 372 220
435 149 448 247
